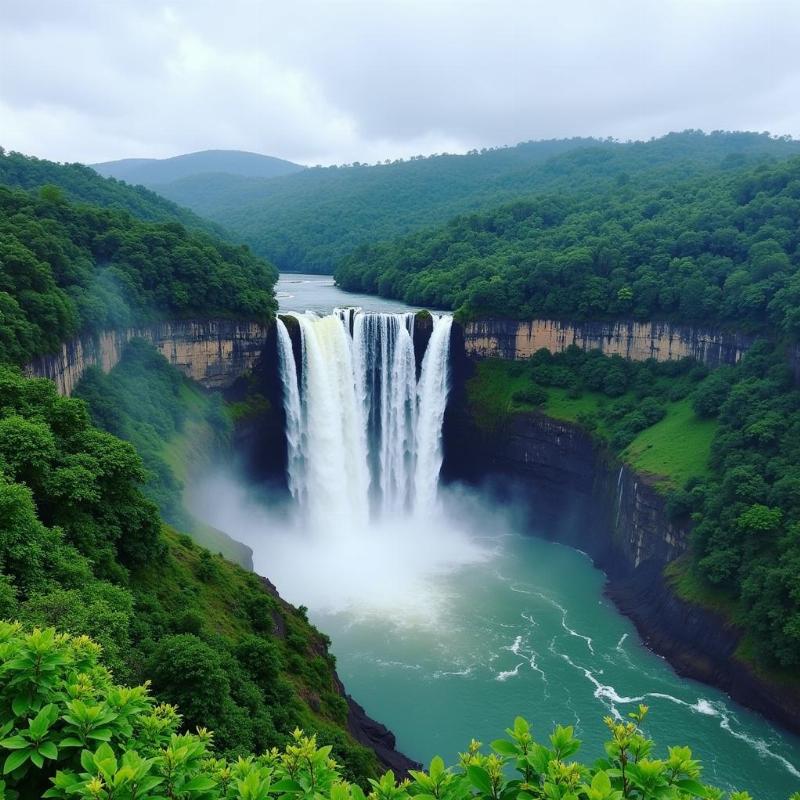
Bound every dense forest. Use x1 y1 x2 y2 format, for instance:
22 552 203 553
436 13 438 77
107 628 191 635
0 149 225 236
0 365 378 780
0 183 277 364
0 159 379 783
337 153 800 331
153 131 800 273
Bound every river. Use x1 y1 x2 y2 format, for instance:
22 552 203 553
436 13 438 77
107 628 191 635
213 275 800 797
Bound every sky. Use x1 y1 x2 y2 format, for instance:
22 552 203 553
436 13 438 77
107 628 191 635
1 0 799 167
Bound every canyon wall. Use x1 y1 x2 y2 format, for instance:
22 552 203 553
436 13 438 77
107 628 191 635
24 319 271 395
442 397 800 734
464 318 755 367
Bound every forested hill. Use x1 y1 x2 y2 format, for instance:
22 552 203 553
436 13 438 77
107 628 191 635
337 151 800 334
151 131 800 273
0 148 226 237
92 148 305 186
0 157 377 781
0 183 277 365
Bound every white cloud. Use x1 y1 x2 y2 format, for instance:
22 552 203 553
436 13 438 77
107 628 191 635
0 0 798 165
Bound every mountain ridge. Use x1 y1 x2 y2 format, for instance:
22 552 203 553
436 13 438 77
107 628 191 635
92 148 305 186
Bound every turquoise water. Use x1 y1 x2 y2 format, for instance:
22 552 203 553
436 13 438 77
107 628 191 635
316 530 800 799
233 276 800 796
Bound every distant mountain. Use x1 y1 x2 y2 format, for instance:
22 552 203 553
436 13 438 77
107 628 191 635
92 149 304 186
148 131 800 274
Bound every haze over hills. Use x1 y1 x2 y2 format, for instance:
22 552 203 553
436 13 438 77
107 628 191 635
91 148 305 187
139 131 800 273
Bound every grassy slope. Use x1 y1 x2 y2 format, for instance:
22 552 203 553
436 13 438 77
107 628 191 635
136 527 377 775
159 394 253 568
466 360 716 490
622 398 716 488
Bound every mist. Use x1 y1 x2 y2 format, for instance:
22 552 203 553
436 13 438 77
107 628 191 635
185 468 513 627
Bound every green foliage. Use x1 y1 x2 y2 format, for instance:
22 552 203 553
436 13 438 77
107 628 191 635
681 343 800 667
0 627 758 798
154 131 800 275
467 350 709 487
73 340 231 530
0 365 376 780
0 149 224 235
335 143 800 332
0 185 277 365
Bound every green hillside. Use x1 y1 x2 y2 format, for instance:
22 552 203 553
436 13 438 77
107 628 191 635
151 131 800 273
466 341 800 671
0 164 381 781
0 148 225 237
337 149 800 333
0 184 277 365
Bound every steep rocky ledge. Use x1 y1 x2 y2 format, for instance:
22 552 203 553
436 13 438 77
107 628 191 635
443 354 800 734
464 318 755 368
25 319 271 395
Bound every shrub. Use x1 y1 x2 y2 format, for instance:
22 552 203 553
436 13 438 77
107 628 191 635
511 385 547 406
0 624 745 800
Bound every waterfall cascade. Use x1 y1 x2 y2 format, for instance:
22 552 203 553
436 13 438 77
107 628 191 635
276 309 453 528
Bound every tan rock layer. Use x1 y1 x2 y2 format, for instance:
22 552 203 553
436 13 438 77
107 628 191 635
463 318 755 367
24 320 270 396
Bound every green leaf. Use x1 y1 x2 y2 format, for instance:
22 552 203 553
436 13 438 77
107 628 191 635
137 775 164 793
592 771 612 795
38 740 58 760
429 755 445 779
80 749 95 773
87 728 113 741
59 737 85 748
182 774 217 791
491 739 519 756
4 749 30 774
28 704 58 739
30 750 44 768
467 765 493 795
675 778 714 797
0 736 29 750
271 778 303 792
11 694 29 717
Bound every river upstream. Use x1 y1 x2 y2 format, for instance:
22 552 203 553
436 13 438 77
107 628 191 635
202 274 800 798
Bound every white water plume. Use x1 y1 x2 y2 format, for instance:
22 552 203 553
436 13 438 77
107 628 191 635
264 309 487 621
278 309 454 521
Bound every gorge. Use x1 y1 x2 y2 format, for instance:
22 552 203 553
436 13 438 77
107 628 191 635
166 294 800 799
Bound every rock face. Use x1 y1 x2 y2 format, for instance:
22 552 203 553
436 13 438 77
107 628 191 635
463 318 754 367
443 387 800 734
24 320 271 395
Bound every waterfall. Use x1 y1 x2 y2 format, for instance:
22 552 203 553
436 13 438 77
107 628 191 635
414 314 453 514
277 309 452 525
276 319 304 504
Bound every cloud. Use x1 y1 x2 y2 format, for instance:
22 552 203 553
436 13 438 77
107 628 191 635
0 0 798 165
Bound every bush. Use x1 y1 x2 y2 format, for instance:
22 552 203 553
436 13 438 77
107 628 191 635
0 624 745 800
511 385 547 406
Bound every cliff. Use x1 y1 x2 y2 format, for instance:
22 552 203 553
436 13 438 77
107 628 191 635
443 393 800 735
24 319 271 395
463 318 755 367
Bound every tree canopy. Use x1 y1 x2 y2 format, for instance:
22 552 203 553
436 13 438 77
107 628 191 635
153 131 800 274
0 185 277 364
336 154 800 333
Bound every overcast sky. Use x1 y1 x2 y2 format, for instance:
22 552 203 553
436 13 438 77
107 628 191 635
1 0 798 166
